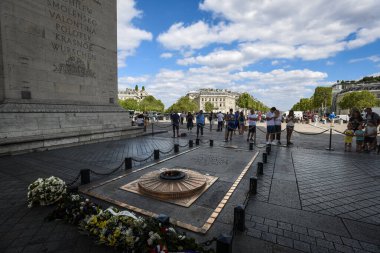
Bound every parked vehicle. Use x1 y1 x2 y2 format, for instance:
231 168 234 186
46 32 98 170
335 115 349 123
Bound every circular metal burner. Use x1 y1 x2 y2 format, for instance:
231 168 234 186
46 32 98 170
138 168 207 199
159 170 186 180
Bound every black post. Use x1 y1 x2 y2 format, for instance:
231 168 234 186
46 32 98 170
189 140 193 148
268 143 272 153
216 234 232 253
80 169 90 185
210 139 214 147
234 205 245 232
257 162 264 175
249 177 257 195
263 153 267 163
152 122 154 136
326 128 334 151
196 138 200 145
174 144 179 153
266 145 271 155
154 149 160 160
125 157 132 170
249 142 254 150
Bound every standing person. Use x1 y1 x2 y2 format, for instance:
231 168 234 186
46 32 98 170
266 107 276 145
313 113 319 126
247 109 258 142
343 124 354 152
286 110 295 146
217 111 224 132
364 108 380 125
208 112 214 131
136 113 144 127
238 111 246 135
364 121 377 152
225 109 235 141
354 124 365 152
349 109 363 131
234 111 239 135
170 112 180 138
196 110 205 138
180 111 186 125
186 112 194 132
274 110 282 145
329 112 336 125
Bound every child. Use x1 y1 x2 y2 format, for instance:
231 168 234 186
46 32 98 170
364 121 377 152
354 125 365 152
343 124 354 152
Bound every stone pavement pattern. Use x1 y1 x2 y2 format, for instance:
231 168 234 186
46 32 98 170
0 122 379 252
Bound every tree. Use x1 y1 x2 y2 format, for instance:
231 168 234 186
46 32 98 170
312 87 332 109
142 86 145 91
134 85 138 91
139 95 164 112
291 98 313 111
236 92 253 109
118 99 139 111
205 102 214 112
166 96 198 113
338 91 379 111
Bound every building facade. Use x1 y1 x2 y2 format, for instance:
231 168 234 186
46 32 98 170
118 88 149 101
332 82 380 114
186 89 240 113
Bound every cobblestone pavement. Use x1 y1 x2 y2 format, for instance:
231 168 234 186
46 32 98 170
0 122 379 252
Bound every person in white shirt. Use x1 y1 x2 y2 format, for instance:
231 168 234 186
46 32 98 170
217 111 224 132
286 110 295 146
247 109 258 142
274 110 282 145
266 107 276 144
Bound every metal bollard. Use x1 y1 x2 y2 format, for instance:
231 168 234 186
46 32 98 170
80 169 91 185
249 142 254 150
234 205 245 232
257 162 264 175
156 214 170 226
266 145 271 155
210 139 214 147
263 153 267 163
189 140 193 148
267 143 272 152
125 157 132 170
174 144 179 153
216 234 232 253
196 138 200 145
154 149 160 160
249 177 257 195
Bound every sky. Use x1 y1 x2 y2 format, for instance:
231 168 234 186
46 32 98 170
116 0 380 111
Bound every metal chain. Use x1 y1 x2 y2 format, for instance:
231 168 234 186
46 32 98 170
159 146 175 154
178 142 189 147
66 172 81 187
89 160 125 176
293 129 329 135
131 152 154 163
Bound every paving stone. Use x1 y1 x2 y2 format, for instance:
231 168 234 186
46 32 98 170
278 221 292 231
324 233 342 244
269 226 283 236
334 243 355 253
261 232 277 244
293 225 308 234
316 238 335 250
277 236 294 248
284 230 300 240
264 218 278 227
251 215 265 224
308 229 325 239
294 240 311 253
341 238 362 249
300 234 317 245
311 245 330 253
359 242 380 253
255 223 269 232
247 228 262 239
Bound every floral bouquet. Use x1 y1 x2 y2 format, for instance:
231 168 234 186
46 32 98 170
27 176 67 208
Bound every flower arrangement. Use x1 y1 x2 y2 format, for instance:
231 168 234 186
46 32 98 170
36 178 215 253
27 176 66 208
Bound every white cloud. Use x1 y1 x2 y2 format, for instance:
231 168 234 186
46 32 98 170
117 0 152 68
157 0 380 68
326 61 335 66
160 53 173 59
349 55 380 63
119 68 328 110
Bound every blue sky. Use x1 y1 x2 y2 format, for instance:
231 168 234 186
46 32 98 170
116 0 380 110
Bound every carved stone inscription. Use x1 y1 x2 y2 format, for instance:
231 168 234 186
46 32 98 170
47 0 99 78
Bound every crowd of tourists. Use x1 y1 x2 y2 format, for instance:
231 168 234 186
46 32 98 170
168 107 379 152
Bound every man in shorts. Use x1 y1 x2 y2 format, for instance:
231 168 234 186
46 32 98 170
225 109 235 141
266 107 276 145
247 109 258 142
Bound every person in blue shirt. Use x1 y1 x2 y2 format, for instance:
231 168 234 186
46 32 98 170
329 112 336 125
196 110 205 138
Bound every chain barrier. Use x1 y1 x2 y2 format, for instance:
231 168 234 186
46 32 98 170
66 172 81 187
131 152 154 163
200 237 217 246
159 146 175 155
293 129 329 135
89 160 125 176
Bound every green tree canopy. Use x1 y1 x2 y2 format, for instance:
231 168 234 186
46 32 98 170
292 98 313 111
142 86 145 91
204 102 215 112
236 92 253 109
134 85 138 91
118 98 139 111
166 96 198 113
139 95 164 112
338 91 379 111
312 87 332 109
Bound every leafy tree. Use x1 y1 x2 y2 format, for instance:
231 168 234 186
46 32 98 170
205 102 214 112
237 92 253 109
291 98 313 111
166 96 198 113
139 95 164 112
118 99 139 111
338 91 378 111
142 86 145 91
312 87 332 109
134 85 138 91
